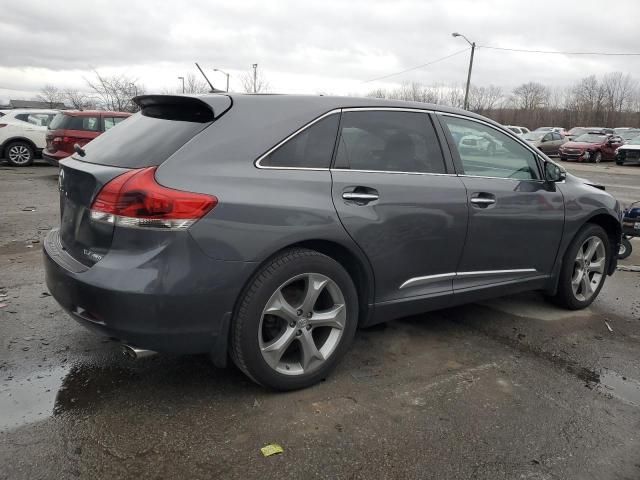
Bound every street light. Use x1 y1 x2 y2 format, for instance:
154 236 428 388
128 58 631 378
177 76 185 94
452 32 476 110
213 68 230 92
252 64 258 93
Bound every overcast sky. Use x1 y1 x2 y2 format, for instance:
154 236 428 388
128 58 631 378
2 0 640 102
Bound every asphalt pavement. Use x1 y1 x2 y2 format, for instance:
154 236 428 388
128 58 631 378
1 161 639 480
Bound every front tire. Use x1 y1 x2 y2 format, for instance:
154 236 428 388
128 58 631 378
230 248 358 390
552 224 610 310
6 141 34 166
618 237 632 260
593 151 602 164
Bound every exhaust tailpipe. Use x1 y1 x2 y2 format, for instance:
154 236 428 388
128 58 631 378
122 344 157 360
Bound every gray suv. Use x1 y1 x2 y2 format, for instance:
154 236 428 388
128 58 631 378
44 94 622 390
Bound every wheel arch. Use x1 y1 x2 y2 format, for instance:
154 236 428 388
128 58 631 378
585 212 621 275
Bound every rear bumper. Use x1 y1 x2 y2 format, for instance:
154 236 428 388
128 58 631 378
43 228 255 355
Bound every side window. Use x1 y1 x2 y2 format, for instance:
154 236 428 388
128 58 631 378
84 117 100 131
14 113 30 123
441 116 540 180
334 111 446 174
552 132 561 141
260 114 339 169
104 117 125 131
543 133 552 142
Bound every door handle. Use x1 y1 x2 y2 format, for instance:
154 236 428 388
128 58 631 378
342 187 379 205
470 192 496 208
342 192 379 202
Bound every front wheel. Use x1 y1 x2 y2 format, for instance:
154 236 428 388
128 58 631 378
593 152 602 164
618 237 632 260
230 248 358 390
552 224 610 310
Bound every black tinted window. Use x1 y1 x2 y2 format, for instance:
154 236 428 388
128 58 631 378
335 111 446 174
80 112 209 168
442 116 540 180
261 114 339 169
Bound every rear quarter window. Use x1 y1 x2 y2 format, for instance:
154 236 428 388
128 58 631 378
48 114 100 131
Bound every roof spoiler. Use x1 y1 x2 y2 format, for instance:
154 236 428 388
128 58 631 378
133 95 216 123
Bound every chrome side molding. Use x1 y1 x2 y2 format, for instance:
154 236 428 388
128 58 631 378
399 269 538 290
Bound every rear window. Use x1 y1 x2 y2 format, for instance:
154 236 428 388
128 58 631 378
49 113 100 131
79 112 211 168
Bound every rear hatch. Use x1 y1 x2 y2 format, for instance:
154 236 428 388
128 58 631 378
46 113 103 157
57 95 231 267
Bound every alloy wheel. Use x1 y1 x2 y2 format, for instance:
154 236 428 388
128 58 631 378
8 145 32 165
571 236 606 302
258 273 346 376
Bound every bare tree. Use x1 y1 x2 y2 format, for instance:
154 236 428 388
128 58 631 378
37 85 64 107
85 70 145 112
469 85 503 112
63 89 95 110
185 73 210 94
241 67 270 93
511 82 549 110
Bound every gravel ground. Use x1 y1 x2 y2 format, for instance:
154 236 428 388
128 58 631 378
1 161 639 480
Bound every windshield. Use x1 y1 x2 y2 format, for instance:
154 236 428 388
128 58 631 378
568 127 586 136
627 135 640 145
523 132 545 141
573 133 607 143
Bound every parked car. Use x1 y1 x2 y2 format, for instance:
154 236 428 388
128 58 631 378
559 132 623 163
506 125 530 135
534 127 567 136
566 127 614 141
615 135 640 165
523 131 567 156
44 94 621 390
617 129 640 143
0 109 59 166
43 110 131 165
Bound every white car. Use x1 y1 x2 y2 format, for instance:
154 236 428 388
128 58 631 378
0 109 59 166
505 125 530 136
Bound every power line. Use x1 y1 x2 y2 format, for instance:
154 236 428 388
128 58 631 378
363 48 470 83
478 45 640 56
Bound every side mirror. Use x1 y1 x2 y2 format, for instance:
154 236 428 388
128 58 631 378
545 161 566 182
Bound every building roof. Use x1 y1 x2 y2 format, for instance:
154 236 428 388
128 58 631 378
9 99 66 109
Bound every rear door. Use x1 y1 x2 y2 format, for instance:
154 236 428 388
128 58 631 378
331 109 468 303
437 114 564 291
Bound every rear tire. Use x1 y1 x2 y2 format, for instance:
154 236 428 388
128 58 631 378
230 248 358 390
552 224 610 310
618 237 632 260
5 141 34 166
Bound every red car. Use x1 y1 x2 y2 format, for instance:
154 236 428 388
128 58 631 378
558 131 623 163
43 110 130 165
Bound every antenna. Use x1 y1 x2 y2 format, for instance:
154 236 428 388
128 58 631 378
195 62 217 92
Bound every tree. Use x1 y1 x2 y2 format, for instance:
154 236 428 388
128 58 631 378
184 73 210 94
511 82 549 110
63 89 96 110
37 85 64 107
85 70 145 112
241 67 270 93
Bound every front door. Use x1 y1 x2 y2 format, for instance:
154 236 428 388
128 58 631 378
331 109 468 303
437 114 565 291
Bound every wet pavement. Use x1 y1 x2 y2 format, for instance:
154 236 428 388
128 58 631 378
1 161 640 479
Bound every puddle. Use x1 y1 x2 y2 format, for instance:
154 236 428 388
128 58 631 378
0 363 137 431
0 365 69 431
595 370 640 407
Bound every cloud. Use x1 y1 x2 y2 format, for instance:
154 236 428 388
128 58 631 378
1 0 639 99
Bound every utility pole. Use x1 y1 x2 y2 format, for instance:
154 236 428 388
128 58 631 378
252 64 258 93
177 76 185 94
452 32 475 110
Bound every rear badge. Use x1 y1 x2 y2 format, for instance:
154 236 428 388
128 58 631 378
83 249 103 262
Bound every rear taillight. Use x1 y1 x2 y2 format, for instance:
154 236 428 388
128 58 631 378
89 167 217 230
